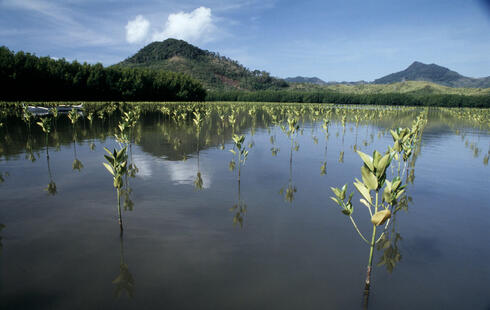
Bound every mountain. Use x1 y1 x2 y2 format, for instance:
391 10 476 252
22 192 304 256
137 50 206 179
117 39 288 91
374 61 490 88
285 76 327 85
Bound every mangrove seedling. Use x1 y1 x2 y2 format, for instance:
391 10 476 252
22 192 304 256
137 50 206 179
68 108 83 172
229 134 248 182
193 111 204 191
103 147 128 233
330 149 407 305
36 117 57 195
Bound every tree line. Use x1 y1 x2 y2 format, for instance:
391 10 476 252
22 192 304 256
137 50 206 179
0 46 206 101
206 90 490 108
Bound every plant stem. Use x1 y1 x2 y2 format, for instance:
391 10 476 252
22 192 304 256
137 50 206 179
364 191 379 304
238 150 241 182
349 216 369 244
117 188 123 234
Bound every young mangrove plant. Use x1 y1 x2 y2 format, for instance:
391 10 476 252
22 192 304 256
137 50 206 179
330 148 407 306
229 134 248 182
321 117 329 175
68 108 84 172
36 117 56 195
279 117 300 204
103 147 128 234
193 111 204 190
22 105 33 133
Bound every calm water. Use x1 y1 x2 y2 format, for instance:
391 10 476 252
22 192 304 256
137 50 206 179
0 103 489 310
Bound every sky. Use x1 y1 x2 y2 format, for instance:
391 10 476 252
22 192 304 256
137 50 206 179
1 0 489 81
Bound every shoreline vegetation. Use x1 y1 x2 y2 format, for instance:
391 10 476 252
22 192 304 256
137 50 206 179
1 46 489 108
206 90 490 108
0 46 206 102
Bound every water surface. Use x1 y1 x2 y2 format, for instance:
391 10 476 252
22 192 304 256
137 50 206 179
0 103 489 309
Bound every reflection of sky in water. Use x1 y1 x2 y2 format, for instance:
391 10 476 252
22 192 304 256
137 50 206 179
133 154 212 188
0 108 489 310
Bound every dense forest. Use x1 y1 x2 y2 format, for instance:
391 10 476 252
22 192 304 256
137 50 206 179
207 90 490 108
0 46 206 101
1 44 489 107
117 39 289 91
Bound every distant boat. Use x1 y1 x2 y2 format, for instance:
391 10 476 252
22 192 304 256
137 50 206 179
28 104 83 115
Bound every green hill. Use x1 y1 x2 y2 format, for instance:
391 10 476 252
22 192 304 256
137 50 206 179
285 76 327 85
117 39 288 91
374 61 490 88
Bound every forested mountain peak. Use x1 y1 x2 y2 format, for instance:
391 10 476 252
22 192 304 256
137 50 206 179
374 61 490 88
122 39 208 63
117 39 288 91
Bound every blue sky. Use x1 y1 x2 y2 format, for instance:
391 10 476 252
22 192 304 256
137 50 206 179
1 0 489 81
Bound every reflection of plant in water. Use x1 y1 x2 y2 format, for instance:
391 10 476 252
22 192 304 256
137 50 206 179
230 177 247 228
112 235 134 298
330 149 407 307
376 232 402 273
0 171 9 183
338 151 344 163
0 223 5 255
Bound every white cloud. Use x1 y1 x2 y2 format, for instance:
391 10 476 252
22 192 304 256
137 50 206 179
125 15 150 44
152 7 217 43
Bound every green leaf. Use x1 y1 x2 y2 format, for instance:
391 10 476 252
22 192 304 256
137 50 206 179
356 150 374 171
371 210 391 226
104 147 113 156
104 154 114 164
354 179 372 204
373 150 382 169
360 199 371 208
330 187 341 199
377 153 391 176
330 196 341 206
103 162 114 176
361 165 378 190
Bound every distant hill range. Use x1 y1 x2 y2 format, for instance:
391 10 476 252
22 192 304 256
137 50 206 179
117 39 288 91
374 61 490 88
284 76 369 86
116 40 489 90
285 76 327 85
